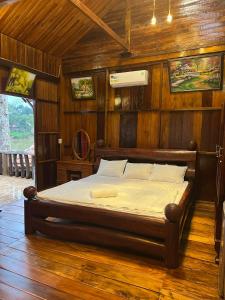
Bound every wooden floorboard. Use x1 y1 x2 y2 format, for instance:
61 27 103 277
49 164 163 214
0 177 219 299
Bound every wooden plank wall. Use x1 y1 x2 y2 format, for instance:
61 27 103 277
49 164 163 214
35 79 59 191
60 54 225 201
0 33 60 76
0 34 60 190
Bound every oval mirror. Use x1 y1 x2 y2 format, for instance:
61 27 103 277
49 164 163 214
72 129 91 160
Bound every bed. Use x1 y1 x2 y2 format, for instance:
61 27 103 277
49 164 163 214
24 147 197 268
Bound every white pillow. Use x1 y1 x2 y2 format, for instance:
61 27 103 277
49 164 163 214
123 163 153 180
97 159 127 177
150 164 187 184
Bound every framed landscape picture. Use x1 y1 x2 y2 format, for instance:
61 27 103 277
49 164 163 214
5 67 36 97
71 76 95 100
168 54 223 93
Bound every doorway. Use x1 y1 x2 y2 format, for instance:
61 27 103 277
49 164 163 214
0 94 35 181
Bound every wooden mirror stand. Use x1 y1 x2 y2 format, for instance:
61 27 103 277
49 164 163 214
72 129 91 160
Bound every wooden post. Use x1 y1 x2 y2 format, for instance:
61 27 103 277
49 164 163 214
23 186 37 234
8 154 13 176
165 203 181 268
19 154 25 178
25 154 31 179
31 155 35 180
13 154 19 177
2 153 8 175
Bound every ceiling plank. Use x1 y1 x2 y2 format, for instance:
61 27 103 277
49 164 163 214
125 0 131 52
0 0 20 6
69 0 129 50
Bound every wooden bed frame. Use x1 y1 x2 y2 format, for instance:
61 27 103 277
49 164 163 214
24 147 197 268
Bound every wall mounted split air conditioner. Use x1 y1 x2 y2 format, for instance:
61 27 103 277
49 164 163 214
109 70 149 88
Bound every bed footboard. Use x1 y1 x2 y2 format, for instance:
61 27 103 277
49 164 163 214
23 181 194 269
164 183 194 268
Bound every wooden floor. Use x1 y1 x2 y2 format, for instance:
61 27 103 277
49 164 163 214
0 177 219 299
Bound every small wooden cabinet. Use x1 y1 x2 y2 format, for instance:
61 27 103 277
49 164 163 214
57 160 94 185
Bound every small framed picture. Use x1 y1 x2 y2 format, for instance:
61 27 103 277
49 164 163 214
168 54 223 93
71 76 95 100
5 67 36 98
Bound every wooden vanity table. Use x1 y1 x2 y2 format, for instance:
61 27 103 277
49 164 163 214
57 129 94 185
57 160 94 185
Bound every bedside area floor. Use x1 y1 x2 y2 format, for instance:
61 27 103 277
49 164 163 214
0 176 219 300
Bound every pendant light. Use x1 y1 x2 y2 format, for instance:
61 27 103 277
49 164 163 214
167 0 173 23
151 0 156 25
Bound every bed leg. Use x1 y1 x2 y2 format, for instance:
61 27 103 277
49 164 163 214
165 203 181 268
24 186 37 235
24 199 35 234
165 221 179 268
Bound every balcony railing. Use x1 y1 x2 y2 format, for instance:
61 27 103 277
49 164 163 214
0 151 35 179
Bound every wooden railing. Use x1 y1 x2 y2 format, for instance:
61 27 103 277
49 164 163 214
0 151 35 179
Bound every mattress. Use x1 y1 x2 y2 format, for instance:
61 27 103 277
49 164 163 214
38 174 188 219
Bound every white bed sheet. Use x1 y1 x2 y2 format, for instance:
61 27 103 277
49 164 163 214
38 174 188 219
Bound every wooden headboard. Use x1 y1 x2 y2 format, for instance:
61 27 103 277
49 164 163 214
94 147 197 181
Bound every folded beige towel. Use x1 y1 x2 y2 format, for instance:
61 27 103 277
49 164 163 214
90 186 118 198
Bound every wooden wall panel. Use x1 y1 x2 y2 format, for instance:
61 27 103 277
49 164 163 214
81 113 97 145
197 154 217 201
193 112 203 149
63 77 81 112
160 113 170 149
108 66 152 111
61 71 106 158
60 59 225 154
137 112 160 148
60 51 225 201
63 114 81 147
107 113 120 148
0 33 60 76
37 134 58 162
35 79 58 102
119 113 137 148
168 112 194 149
0 66 8 90
96 71 106 111
200 111 221 152
151 64 162 109
36 102 58 132
36 162 57 191
63 72 105 112
35 81 59 191
97 112 105 140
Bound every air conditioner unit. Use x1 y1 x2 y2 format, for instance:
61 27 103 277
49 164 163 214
110 70 149 88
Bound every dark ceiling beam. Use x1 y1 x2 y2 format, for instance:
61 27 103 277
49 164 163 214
69 0 129 51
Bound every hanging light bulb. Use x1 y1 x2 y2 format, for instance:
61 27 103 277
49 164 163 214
151 0 156 25
167 13 173 23
167 0 173 23
151 15 156 25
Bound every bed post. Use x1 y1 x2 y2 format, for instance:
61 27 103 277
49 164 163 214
23 186 37 234
165 203 182 268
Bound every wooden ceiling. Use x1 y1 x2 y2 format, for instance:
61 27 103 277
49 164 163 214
64 0 225 57
0 0 225 66
0 0 119 56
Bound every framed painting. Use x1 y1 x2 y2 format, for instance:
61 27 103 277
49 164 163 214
5 67 36 98
71 76 95 100
168 54 223 93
